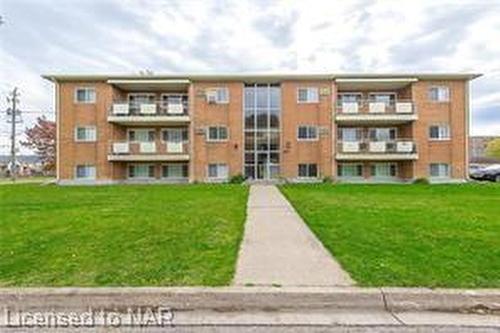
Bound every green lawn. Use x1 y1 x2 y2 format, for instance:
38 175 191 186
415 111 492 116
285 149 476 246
280 184 500 288
0 184 248 287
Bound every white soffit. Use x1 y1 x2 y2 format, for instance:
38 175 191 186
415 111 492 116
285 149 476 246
107 79 191 91
336 78 418 90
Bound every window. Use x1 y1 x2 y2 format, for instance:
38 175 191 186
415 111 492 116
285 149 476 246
162 163 188 179
128 164 155 178
74 126 96 142
74 88 96 103
75 165 96 179
162 128 188 142
337 163 363 177
368 128 397 141
207 126 228 141
298 164 318 178
429 163 450 178
128 129 155 142
206 87 229 104
297 87 319 103
369 93 396 105
338 128 362 142
297 126 318 140
338 93 362 103
429 86 450 102
208 163 228 179
371 163 397 178
429 125 450 140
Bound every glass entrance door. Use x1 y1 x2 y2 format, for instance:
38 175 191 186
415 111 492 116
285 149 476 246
243 84 281 180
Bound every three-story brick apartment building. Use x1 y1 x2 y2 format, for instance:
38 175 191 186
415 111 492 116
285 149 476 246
42 73 479 184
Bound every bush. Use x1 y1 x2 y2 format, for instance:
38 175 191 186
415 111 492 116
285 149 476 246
322 176 333 183
413 178 430 184
229 174 246 184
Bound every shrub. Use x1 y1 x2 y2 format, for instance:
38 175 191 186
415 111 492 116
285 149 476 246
322 176 333 183
413 177 430 184
229 174 246 184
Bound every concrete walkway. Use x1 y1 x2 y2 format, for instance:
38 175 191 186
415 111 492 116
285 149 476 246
234 185 354 286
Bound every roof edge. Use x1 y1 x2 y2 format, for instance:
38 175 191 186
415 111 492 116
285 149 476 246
41 72 482 83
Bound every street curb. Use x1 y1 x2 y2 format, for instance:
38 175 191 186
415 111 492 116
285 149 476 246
0 287 498 314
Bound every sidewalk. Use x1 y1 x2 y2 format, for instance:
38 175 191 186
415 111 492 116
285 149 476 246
233 185 353 286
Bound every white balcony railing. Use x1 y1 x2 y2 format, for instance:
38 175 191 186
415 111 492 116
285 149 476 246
109 99 189 117
337 139 417 154
336 99 416 115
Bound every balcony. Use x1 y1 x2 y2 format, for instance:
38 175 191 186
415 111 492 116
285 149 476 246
336 139 418 161
335 100 418 125
107 141 190 162
107 100 190 125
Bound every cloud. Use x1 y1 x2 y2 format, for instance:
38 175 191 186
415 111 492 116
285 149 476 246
0 0 499 155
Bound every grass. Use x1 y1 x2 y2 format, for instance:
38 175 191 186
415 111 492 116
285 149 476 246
280 183 500 288
0 184 248 286
0 176 55 185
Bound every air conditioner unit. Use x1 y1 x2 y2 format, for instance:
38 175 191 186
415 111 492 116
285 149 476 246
206 90 217 104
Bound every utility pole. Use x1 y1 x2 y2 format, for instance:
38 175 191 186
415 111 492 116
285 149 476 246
6 88 21 181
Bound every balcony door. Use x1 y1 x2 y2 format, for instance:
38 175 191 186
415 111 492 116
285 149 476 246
164 128 184 153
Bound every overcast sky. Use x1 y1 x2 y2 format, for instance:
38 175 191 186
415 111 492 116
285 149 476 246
0 0 499 154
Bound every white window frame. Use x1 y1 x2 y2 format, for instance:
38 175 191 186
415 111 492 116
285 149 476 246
127 128 156 143
74 165 96 180
74 87 96 104
429 163 450 178
429 124 451 141
127 163 155 179
337 163 364 178
207 163 229 180
297 125 319 141
428 86 450 102
298 163 318 178
74 126 97 142
206 126 229 142
368 92 397 105
297 87 319 103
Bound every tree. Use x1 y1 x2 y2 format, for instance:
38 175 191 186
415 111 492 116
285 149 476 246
485 138 500 159
21 117 56 171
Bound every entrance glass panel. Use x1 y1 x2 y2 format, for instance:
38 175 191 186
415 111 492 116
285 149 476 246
244 83 281 180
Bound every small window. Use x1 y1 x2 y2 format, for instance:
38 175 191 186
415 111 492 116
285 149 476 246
128 164 155 178
297 87 319 103
207 126 228 141
74 87 96 103
128 129 155 142
208 163 228 179
162 163 188 179
298 164 318 178
428 86 450 102
75 165 96 179
297 126 318 140
429 163 450 178
429 125 450 140
338 93 362 103
75 126 96 142
337 163 363 177
206 87 229 104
